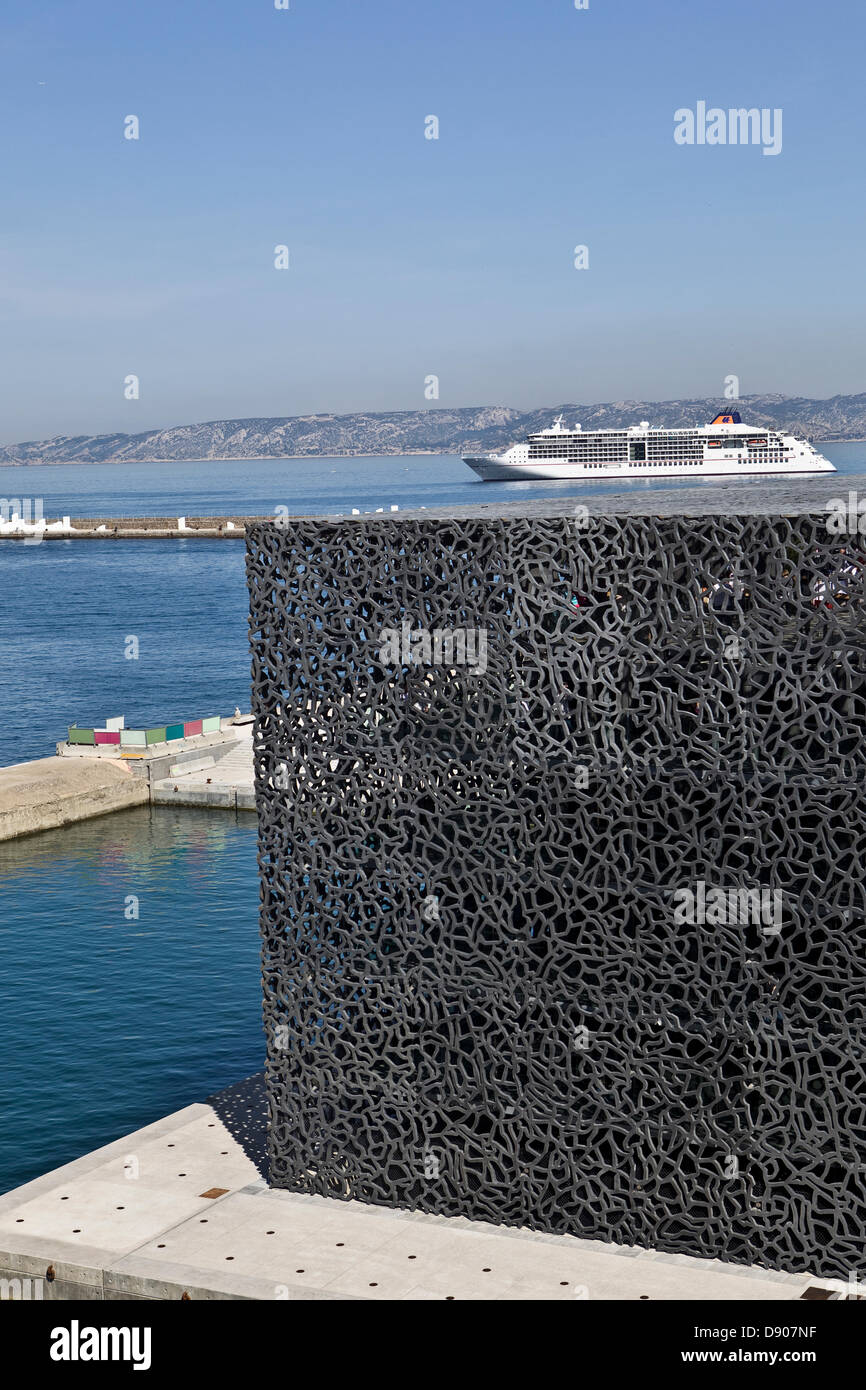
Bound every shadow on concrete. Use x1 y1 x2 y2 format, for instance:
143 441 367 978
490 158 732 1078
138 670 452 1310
206 1072 268 1181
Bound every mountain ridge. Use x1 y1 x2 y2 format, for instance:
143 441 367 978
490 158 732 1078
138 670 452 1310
2 393 866 464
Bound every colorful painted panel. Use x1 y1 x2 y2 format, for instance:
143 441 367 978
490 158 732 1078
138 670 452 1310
120 730 147 746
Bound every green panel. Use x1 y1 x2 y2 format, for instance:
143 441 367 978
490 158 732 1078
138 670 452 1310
166 723 184 740
201 716 221 734
145 727 167 745
120 729 147 746
68 727 95 745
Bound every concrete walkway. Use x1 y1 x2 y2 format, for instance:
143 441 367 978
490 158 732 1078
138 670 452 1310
0 1078 833 1302
0 756 149 842
150 725 255 811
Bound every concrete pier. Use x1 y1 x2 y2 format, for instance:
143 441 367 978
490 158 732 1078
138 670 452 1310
0 1076 837 1301
149 724 255 810
0 721 256 842
0 757 149 842
0 515 258 540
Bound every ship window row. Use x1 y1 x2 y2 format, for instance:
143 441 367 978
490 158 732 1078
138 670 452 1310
648 446 702 455
531 453 790 468
531 449 789 459
530 450 628 459
528 431 782 444
528 455 791 470
529 445 788 461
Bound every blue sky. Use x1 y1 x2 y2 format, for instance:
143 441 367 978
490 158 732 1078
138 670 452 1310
1 0 863 440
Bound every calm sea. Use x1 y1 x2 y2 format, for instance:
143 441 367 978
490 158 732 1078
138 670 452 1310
2 445 863 520
0 806 261 1194
2 447 863 768
0 446 862 1193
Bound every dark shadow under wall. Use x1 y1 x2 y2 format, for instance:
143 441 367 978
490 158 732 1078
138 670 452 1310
206 1072 268 1181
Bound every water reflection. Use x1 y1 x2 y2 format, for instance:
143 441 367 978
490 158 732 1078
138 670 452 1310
0 806 262 1194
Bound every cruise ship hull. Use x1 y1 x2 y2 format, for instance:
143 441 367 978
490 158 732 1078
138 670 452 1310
463 455 836 482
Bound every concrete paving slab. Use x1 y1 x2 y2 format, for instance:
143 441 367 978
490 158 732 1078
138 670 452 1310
151 726 255 811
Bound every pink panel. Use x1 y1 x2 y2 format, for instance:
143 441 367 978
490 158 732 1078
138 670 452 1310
184 720 203 737
94 730 121 745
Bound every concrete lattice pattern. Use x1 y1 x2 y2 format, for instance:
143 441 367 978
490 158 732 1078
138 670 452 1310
246 510 866 1278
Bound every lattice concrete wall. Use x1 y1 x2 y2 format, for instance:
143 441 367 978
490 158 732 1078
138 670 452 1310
246 511 866 1278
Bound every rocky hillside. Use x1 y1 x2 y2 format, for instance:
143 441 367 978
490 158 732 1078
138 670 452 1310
2 394 865 464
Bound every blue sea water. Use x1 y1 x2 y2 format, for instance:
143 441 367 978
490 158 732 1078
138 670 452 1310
1 442 863 522
0 806 261 1195
0 445 863 1194
1 447 862 769
0 538 251 769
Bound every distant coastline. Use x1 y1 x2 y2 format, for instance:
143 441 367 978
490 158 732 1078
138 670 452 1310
0 450 451 468
3 394 866 466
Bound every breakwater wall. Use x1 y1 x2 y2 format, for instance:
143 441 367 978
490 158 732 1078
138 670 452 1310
0 757 149 840
0 516 257 539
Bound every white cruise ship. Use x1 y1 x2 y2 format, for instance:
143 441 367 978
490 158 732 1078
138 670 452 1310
463 411 835 481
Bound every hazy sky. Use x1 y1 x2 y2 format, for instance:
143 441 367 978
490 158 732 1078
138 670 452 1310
1 0 864 442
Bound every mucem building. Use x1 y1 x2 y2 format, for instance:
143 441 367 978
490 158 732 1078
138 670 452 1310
246 501 866 1279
